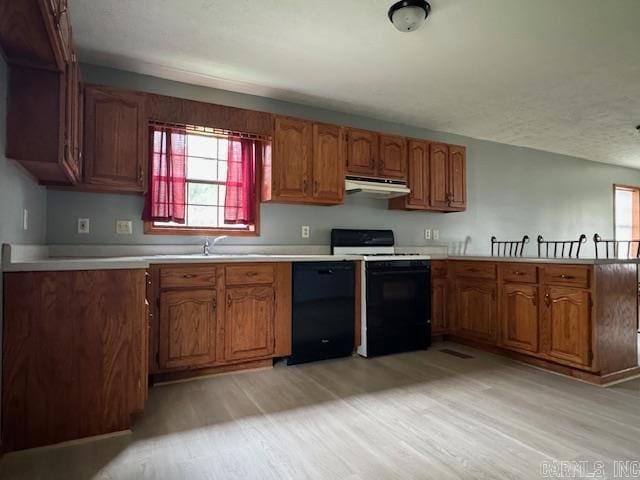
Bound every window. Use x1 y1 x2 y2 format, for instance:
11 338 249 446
614 184 640 241
143 125 264 236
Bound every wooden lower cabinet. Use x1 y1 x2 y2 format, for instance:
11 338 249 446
541 287 591 367
431 278 448 334
225 286 275 361
159 289 217 369
453 280 497 343
2 269 147 451
152 262 291 376
500 284 539 353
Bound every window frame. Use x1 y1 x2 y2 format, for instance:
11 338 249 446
613 183 640 241
143 128 263 237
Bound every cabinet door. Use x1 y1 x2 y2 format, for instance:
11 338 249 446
83 86 147 192
225 286 275 361
346 129 378 176
273 116 312 200
378 134 407 179
448 145 466 209
455 280 497 343
501 284 539 353
159 289 217 370
312 123 344 203
431 278 448 334
429 143 450 209
406 140 430 208
541 287 591 367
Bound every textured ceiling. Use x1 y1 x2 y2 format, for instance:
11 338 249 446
70 0 640 168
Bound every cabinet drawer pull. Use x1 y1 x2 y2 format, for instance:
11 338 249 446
513 271 525 276
467 268 480 273
560 274 575 280
246 271 258 277
182 274 196 279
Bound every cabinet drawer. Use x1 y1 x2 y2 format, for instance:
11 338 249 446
453 261 497 280
160 266 217 289
500 264 537 283
431 261 448 278
542 265 590 288
226 264 275 286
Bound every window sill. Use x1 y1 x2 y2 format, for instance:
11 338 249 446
143 222 259 237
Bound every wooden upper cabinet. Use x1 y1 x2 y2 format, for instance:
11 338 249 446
83 85 148 192
159 289 217 370
500 284 539 353
389 139 429 210
346 129 378 176
541 287 591 367
378 134 407 179
428 142 467 212
429 143 450 209
312 123 344 204
53 0 73 65
448 145 466 209
264 116 343 205
6 65 81 185
454 280 497 343
224 286 276 361
271 116 312 200
63 59 82 181
0 0 70 71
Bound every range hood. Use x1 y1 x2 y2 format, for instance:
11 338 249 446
345 176 411 199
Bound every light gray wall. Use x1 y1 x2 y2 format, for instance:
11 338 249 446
46 64 640 257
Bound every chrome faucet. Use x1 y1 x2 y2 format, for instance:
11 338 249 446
203 236 227 256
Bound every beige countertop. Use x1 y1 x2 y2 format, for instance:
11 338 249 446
2 244 638 272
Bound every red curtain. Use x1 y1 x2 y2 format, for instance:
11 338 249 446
224 138 256 225
142 127 187 223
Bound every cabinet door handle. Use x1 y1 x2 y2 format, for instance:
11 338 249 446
314 180 319 193
303 179 308 192
138 165 144 183
544 293 550 306
227 294 232 307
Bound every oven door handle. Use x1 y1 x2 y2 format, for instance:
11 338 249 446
367 270 429 276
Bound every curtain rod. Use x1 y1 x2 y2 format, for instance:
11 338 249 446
149 120 271 142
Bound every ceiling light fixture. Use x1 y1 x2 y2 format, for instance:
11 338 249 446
388 0 431 33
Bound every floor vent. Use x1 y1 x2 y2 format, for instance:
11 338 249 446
439 349 474 359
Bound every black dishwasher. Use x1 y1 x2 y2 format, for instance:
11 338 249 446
288 262 356 365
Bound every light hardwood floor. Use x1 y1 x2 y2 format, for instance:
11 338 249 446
1 342 639 480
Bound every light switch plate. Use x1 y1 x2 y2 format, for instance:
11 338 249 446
301 225 310 239
78 218 90 234
116 220 133 235
433 229 440 241
424 228 431 240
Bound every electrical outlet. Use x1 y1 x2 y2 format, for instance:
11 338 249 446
23 209 28 231
116 220 133 235
433 229 440 241
301 225 310 239
424 228 431 240
78 218 90 234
